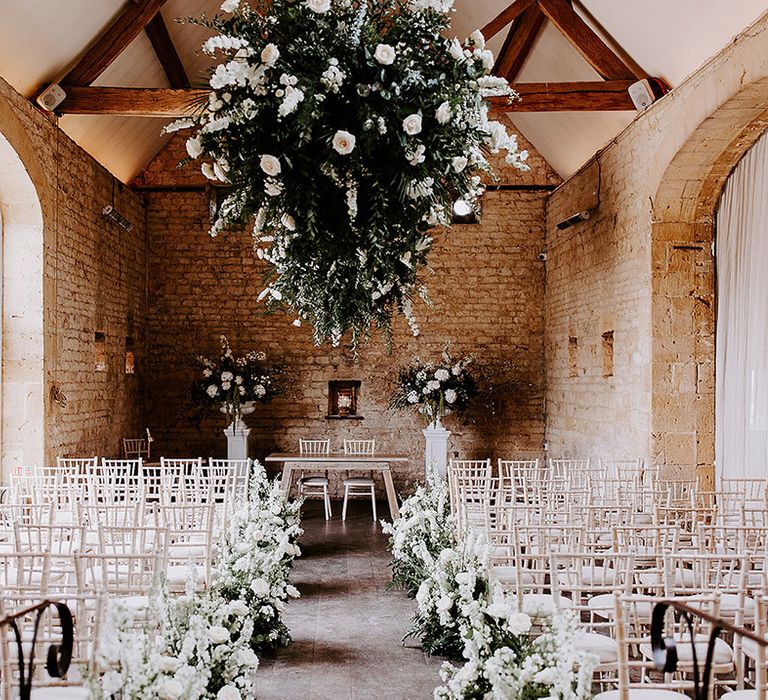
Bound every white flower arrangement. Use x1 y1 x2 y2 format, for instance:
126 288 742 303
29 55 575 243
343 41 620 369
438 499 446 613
385 472 596 699
390 348 475 423
92 462 303 698
175 0 530 347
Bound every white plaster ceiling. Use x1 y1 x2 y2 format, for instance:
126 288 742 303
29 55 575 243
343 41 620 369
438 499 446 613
0 0 765 182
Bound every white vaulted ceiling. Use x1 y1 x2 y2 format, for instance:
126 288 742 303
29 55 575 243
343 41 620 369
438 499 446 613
0 0 766 182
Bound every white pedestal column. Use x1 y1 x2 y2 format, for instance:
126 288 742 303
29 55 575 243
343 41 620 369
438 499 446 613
423 418 451 479
224 419 251 461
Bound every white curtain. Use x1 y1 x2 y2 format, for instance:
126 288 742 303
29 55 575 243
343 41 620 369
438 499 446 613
715 131 768 480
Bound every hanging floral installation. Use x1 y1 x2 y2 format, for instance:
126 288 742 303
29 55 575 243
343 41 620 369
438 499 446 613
171 0 529 347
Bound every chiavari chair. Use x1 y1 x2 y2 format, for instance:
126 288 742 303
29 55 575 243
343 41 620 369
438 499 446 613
298 439 332 520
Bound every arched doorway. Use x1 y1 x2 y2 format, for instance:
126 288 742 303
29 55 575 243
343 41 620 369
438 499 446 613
0 130 45 477
651 77 768 488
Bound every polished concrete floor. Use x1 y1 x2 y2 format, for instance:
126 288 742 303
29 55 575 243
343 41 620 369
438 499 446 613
252 500 444 700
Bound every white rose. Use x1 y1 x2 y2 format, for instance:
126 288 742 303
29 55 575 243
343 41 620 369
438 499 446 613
444 389 457 404
534 667 560 685
507 612 533 635
435 369 450 381
261 43 280 66
185 136 203 159
237 648 260 668
208 625 230 644
228 600 249 616
251 577 270 596
220 0 240 11
158 656 182 673
427 380 440 391
452 156 468 173
306 0 331 11
217 686 241 700
260 154 281 177
157 679 183 700
402 114 422 136
435 101 452 125
448 38 464 61
374 44 396 65
332 130 356 155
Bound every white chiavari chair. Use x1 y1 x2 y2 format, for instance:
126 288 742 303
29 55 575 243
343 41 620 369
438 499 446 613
158 457 202 504
13 523 85 594
209 457 251 503
593 593 721 698
298 439 332 520
156 501 215 592
448 459 492 536
341 439 377 521
497 459 542 503
719 478 768 509
0 591 106 700
735 595 768 697
96 459 142 501
0 551 51 595
97 524 169 558
74 551 163 619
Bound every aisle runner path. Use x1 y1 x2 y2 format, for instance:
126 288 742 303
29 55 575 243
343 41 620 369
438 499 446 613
253 501 443 700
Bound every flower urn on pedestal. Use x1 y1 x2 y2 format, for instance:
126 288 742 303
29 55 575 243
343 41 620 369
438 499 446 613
221 402 256 460
422 416 451 479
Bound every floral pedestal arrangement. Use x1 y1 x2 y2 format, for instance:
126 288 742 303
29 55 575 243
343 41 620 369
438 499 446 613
221 401 256 460
423 417 451 479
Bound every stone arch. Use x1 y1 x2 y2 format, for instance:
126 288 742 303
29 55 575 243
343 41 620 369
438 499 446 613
651 77 768 487
0 128 45 477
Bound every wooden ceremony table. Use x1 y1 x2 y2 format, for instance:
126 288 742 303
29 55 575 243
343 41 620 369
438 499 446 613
265 452 407 520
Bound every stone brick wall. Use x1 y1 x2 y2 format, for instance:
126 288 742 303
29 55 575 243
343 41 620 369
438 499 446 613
0 76 147 473
544 10 768 482
141 133 558 495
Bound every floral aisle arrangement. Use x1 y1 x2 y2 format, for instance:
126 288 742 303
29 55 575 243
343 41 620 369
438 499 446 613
173 0 530 346
381 465 453 596
385 473 596 699
193 335 283 421
93 463 303 699
389 349 476 424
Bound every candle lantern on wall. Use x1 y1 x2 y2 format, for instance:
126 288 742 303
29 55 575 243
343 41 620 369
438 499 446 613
328 380 362 419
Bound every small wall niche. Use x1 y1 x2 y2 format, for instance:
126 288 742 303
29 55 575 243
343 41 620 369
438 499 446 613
327 380 363 419
568 336 578 378
602 331 614 378
125 336 135 375
94 332 107 372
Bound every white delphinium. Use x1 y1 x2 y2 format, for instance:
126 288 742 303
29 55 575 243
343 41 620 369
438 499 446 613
406 144 426 166
321 62 345 92
435 101 452 125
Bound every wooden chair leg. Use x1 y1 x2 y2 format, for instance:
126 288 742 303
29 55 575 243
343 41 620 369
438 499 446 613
371 486 377 522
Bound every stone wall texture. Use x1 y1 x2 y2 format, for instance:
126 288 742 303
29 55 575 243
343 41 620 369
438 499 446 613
544 10 768 484
0 76 147 475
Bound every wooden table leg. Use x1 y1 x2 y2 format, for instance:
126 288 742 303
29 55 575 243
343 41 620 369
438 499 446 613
382 465 399 520
280 462 294 498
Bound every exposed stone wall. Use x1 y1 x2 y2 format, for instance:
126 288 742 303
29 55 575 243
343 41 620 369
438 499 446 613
543 10 768 482
0 76 147 472
141 133 558 495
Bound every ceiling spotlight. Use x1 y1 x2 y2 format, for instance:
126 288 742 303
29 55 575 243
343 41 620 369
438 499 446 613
102 205 133 232
452 199 478 224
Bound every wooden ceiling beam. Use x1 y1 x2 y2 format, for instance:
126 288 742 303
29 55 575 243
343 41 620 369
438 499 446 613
493 6 546 82
481 0 537 42
58 86 208 117
145 13 190 88
492 80 636 111
57 83 636 116
60 0 170 87
537 0 641 81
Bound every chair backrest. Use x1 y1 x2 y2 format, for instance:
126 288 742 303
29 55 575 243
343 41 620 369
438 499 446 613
343 439 375 455
0 552 51 595
74 551 162 597
97 524 169 557
299 439 330 455
123 437 149 459
0 592 106 698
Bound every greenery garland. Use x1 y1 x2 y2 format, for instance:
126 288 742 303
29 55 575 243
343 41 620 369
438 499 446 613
172 0 529 347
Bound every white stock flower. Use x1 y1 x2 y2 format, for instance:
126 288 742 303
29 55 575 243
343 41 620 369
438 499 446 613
427 380 440 391
402 113 423 136
228 600 249 615
237 648 260 667
451 156 468 173
475 48 495 72
278 85 305 117
374 44 396 65
206 385 219 397
332 130 356 155
261 43 280 66
435 101 452 125
220 0 240 11
260 154 282 176
306 0 331 11
208 625 230 644
444 389 457 404
157 656 182 673
185 137 203 158
470 29 485 49
448 38 464 61
435 368 450 381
